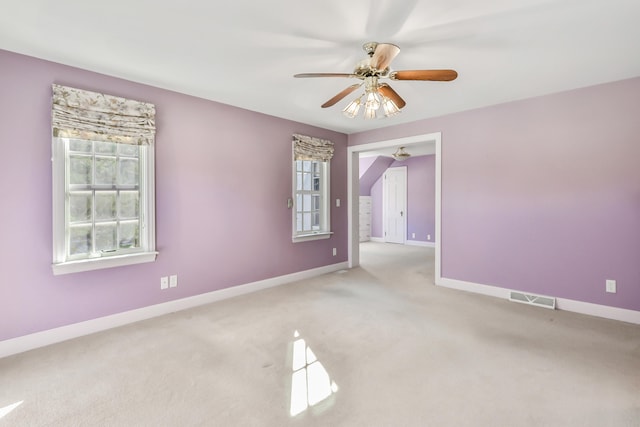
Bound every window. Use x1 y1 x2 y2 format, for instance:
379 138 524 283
293 159 330 241
51 85 157 274
291 134 333 242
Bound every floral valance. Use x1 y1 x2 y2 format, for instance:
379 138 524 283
52 84 156 145
293 133 334 162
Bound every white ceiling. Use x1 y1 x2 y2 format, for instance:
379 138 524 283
2 0 639 135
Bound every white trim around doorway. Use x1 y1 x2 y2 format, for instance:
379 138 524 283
347 132 442 283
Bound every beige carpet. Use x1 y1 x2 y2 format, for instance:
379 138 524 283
1 242 639 426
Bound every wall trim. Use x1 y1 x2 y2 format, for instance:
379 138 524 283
0 261 349 359
405 240 436 248
436 277 640 325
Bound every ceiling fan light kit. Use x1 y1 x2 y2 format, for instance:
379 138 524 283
294 42 457 120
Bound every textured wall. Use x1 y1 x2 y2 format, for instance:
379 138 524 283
350 77 640 311
0 49 348 341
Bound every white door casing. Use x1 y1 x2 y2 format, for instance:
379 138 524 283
347 131 441 283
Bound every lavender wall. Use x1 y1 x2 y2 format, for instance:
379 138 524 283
359 156 394 196
0 49 348 342
350 77 640 312
369 155 436 242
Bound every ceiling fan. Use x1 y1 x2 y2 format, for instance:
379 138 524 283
294 42 458 119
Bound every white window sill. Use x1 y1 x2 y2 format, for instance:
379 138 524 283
52 251 158 275
292 232 333 243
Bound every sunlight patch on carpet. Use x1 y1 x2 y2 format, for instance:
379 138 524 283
290 330 338 417
0 401 24 419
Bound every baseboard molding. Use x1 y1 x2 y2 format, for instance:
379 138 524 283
0 261 349 359
405 240 436 248
370 237 385 243
436 277 640 325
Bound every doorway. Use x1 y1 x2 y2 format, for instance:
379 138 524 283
347 132 442 282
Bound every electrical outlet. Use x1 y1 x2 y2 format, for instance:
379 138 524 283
411 233 415 239
332 248 337 256
160 276 169 290
336 199 341 207
606 279 616 294
170 275 178 288
427 234 431 241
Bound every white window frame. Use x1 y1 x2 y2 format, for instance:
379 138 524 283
52 137 157 275
292 159 332 243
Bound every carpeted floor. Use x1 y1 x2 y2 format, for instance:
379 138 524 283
1 242 639 426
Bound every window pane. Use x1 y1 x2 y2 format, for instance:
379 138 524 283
69 155 92 185
69 224 92 256
69 139 92 153
296 194 303 213
95 191 116 220
303 173 312 191
303 194 311 212
119 158 139 186
119 221 139 249
95 156 116 185
95 222 117 252
312 212 320 230
312 161 319 174
118 144 139 157
313 177 320 191
119 191 139 219
69 192 92 222
296 213 302 232
95 141 117 154
303 161 311 172
296 161 302 172
296 172 303 191
303 213 311 230
312 195 320 211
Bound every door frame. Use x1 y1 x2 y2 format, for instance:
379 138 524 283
383 166 407 244
347 132 442 283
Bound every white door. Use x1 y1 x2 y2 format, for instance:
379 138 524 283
383 167 407 244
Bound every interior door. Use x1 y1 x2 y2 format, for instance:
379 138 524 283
384 167 407 244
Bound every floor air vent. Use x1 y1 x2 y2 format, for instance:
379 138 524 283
509 291 556 310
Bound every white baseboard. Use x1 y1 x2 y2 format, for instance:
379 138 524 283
405 240 436 248
436 277 640 325
0 261 349 359
370 237 385 243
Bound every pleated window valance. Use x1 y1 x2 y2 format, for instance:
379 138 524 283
52 84 156 145
293 133 334 162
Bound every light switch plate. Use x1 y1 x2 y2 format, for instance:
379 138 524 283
169 275 178 288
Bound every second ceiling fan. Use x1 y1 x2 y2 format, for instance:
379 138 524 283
294 42 458 119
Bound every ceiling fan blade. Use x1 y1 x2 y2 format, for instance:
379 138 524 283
294 73 357 78
377 83 406 109
389 69 458 81
321 83 363 108
370 43 401 71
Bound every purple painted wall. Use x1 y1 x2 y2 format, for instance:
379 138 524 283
350 76 640 312
359 156 394 196
369 155 436 242
0 49 348 342
358 156 377 178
